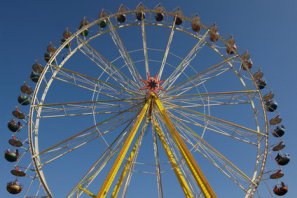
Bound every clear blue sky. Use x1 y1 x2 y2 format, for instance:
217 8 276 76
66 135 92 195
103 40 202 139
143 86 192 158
1 0 296 197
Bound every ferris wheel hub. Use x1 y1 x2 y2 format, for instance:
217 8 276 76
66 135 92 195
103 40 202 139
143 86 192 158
140 73 164 94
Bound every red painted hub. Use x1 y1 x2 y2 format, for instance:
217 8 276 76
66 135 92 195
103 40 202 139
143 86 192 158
141 73 164 94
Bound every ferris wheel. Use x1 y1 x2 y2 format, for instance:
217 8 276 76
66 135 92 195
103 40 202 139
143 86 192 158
5 3 290 197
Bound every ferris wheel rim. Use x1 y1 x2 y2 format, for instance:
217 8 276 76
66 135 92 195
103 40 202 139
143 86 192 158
27 8 269 197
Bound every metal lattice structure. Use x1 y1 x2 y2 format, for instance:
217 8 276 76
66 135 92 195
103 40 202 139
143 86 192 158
5 4 290 198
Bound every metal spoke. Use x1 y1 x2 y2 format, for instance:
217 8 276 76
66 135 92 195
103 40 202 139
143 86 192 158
166 55 239 96
141 16 149 75
49 64 141 98
76 36 140 91
33 103 142 167
152 126 164 198
158 16 176 80
162 30 209 90
107 17 143 87
171 118 257 192
33 98 144 119
170 109 258 146
23 174 37 197
166 101 265 138
164 90 258 108
67 119 134 198
153 94 216 198
36 102 142 119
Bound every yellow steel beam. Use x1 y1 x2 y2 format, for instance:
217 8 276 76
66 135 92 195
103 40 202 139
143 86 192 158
111 118 149 197
96 98 151 198
152 119 194 198
153 93 217 198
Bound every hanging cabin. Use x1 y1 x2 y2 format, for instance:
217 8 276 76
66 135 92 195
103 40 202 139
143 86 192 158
273 182 288 196
9 136 23 147
253 69 264 80
11 166 26 177
191 16 201 32
12 108 25 120
7 180 22 194
241 51 253 70
275 153 290 166
4 149 19 162
226 37 237 55
79 17 90 37
47 42 56 54
155 5 165 22
269 115 282 125
263 91 274 101
209 24 219 42
20 82 33 95
117 4 127 23
61 28 72 48
18 95 31 106
256 79 267 90
135 4 145 21
272 125 285 137
32 62 44 73
98 10 107 28
174 9 183 25
7 120 22 132
30 71 41 83
270 170 284 179
265 100 278 112
272 141 286 151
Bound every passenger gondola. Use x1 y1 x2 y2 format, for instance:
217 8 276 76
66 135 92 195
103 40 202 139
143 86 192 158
191 16 201 32
4 149 19 162
7 119 22 132
226 37 237 55
265 100 278 112
12 108 25 120
270 170 284 179
20 82 33 95
18 95 31 106
241 51 253 70
117 4 127 23
61 28 72 48
209 24 219 42
272 141 286 151
155 4 165 22
79 17 89 37
272 125 285 137
275 153 290 166
273 182 288 196
8 136 23 147
7 180 22 194
256 79 267 90
269 115 282 125
136 4 145 21
11 166 26 177
98 10 107 28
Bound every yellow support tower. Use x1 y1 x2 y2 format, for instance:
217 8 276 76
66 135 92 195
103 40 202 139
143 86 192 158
152 93 217 198
152 119 194 198
96 98 151 198
111 119 149 197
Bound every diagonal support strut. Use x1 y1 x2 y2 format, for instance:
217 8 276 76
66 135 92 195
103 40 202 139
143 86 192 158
95 98 151 197
152 119 194 198
152 93 217 198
